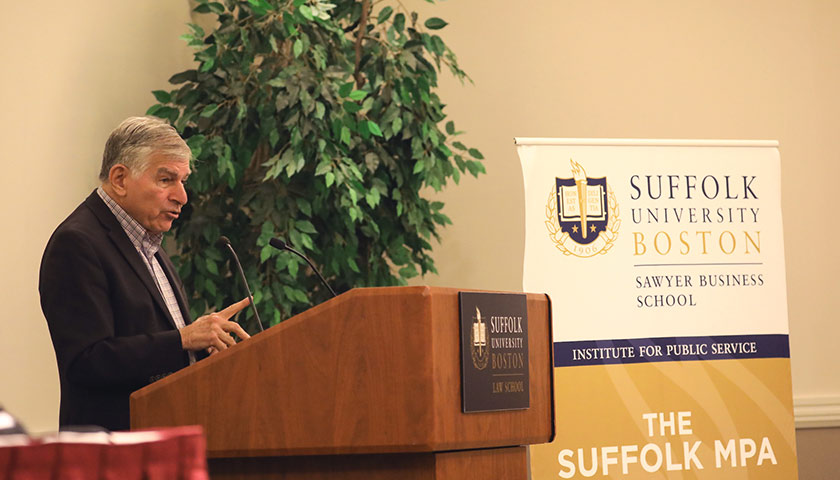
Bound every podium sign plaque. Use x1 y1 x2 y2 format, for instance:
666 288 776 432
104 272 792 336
459 292 530 413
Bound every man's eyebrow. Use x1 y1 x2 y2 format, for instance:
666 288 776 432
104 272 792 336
156 167 186 177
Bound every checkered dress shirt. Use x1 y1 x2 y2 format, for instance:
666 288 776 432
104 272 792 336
97 187 195 364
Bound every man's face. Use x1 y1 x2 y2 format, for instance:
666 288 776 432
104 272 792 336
120 153 191 234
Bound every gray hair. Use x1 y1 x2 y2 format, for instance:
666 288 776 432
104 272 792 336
99 116 191 181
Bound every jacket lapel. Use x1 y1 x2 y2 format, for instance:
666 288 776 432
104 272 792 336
84 192 179 329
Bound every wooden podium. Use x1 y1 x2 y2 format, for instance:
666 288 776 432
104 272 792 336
131 286 554 479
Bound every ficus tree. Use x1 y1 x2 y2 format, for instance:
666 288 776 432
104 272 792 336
149 0 485 329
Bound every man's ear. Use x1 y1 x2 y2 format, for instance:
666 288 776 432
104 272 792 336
108 164 131 197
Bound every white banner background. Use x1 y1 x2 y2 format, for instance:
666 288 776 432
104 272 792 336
519 139 788 342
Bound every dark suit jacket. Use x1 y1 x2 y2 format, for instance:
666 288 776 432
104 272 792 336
39 191 196 431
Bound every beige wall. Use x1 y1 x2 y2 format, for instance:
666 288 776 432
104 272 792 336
411 0 840 402
0 1 195 431
0 0 836 475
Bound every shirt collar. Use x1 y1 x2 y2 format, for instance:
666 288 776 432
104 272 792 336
97 187 163 257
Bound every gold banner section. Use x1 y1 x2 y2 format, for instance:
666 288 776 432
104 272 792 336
531 358 797 479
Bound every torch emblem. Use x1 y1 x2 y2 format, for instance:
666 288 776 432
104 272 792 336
545 159 620 257
470 307 489 370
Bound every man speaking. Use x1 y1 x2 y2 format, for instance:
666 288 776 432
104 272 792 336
39 116 250 431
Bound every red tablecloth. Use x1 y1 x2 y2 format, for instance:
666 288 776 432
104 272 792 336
0 425 207 480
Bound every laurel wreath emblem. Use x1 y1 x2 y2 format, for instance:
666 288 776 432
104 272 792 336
545 183 621 257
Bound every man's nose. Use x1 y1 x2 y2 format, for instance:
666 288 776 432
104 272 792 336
173 181 188 206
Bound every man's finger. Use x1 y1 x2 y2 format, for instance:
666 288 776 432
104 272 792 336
219 330 236 348
218 297 251 320
224 321 251 340
213 337 228 352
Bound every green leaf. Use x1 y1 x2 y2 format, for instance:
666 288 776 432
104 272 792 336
431 35 445 55
338 82 354 97
343 101 362 114
468 148 484 160
187 22 205 38
237 98 247 120
152 90 171 103
348 163 364 180
199 58 215 72
247 0 272 14
445 121 455 135
205 258 219 275
315 160 331 176
365 189 381 207
340 126 351 145
394 13 405 32
296 220 317 234
179 33 200 47
364 152 380 170
260 245 272 262
399 264 419 278
168 70 196 84
377 6 393 24
367 121 383 137
150 106 177 122
424 17 448 30
200 103 219 117
299 4 313 20
325 171 335 187
466 160 486 176
348 90 367 101
204 277 217 296
292 287 309 303
297 197 312 216
293 39 303 58
358 119 370 139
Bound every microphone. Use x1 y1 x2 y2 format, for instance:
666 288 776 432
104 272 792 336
217 236 265 332
269 237 338 298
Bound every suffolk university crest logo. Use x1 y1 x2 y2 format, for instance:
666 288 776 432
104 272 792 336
545 159 620 257
470 307 489 370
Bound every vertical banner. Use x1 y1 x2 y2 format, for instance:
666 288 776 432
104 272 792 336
517 139 798 479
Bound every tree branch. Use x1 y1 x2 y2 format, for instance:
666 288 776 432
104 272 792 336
353 0 370 89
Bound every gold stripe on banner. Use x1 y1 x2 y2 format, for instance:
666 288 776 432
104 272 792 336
530 359 797 479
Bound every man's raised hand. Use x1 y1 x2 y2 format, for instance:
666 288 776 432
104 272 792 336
179 298 252 353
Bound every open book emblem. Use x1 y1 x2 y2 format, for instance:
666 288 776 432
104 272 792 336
470 307 489 370
545 159 620 258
